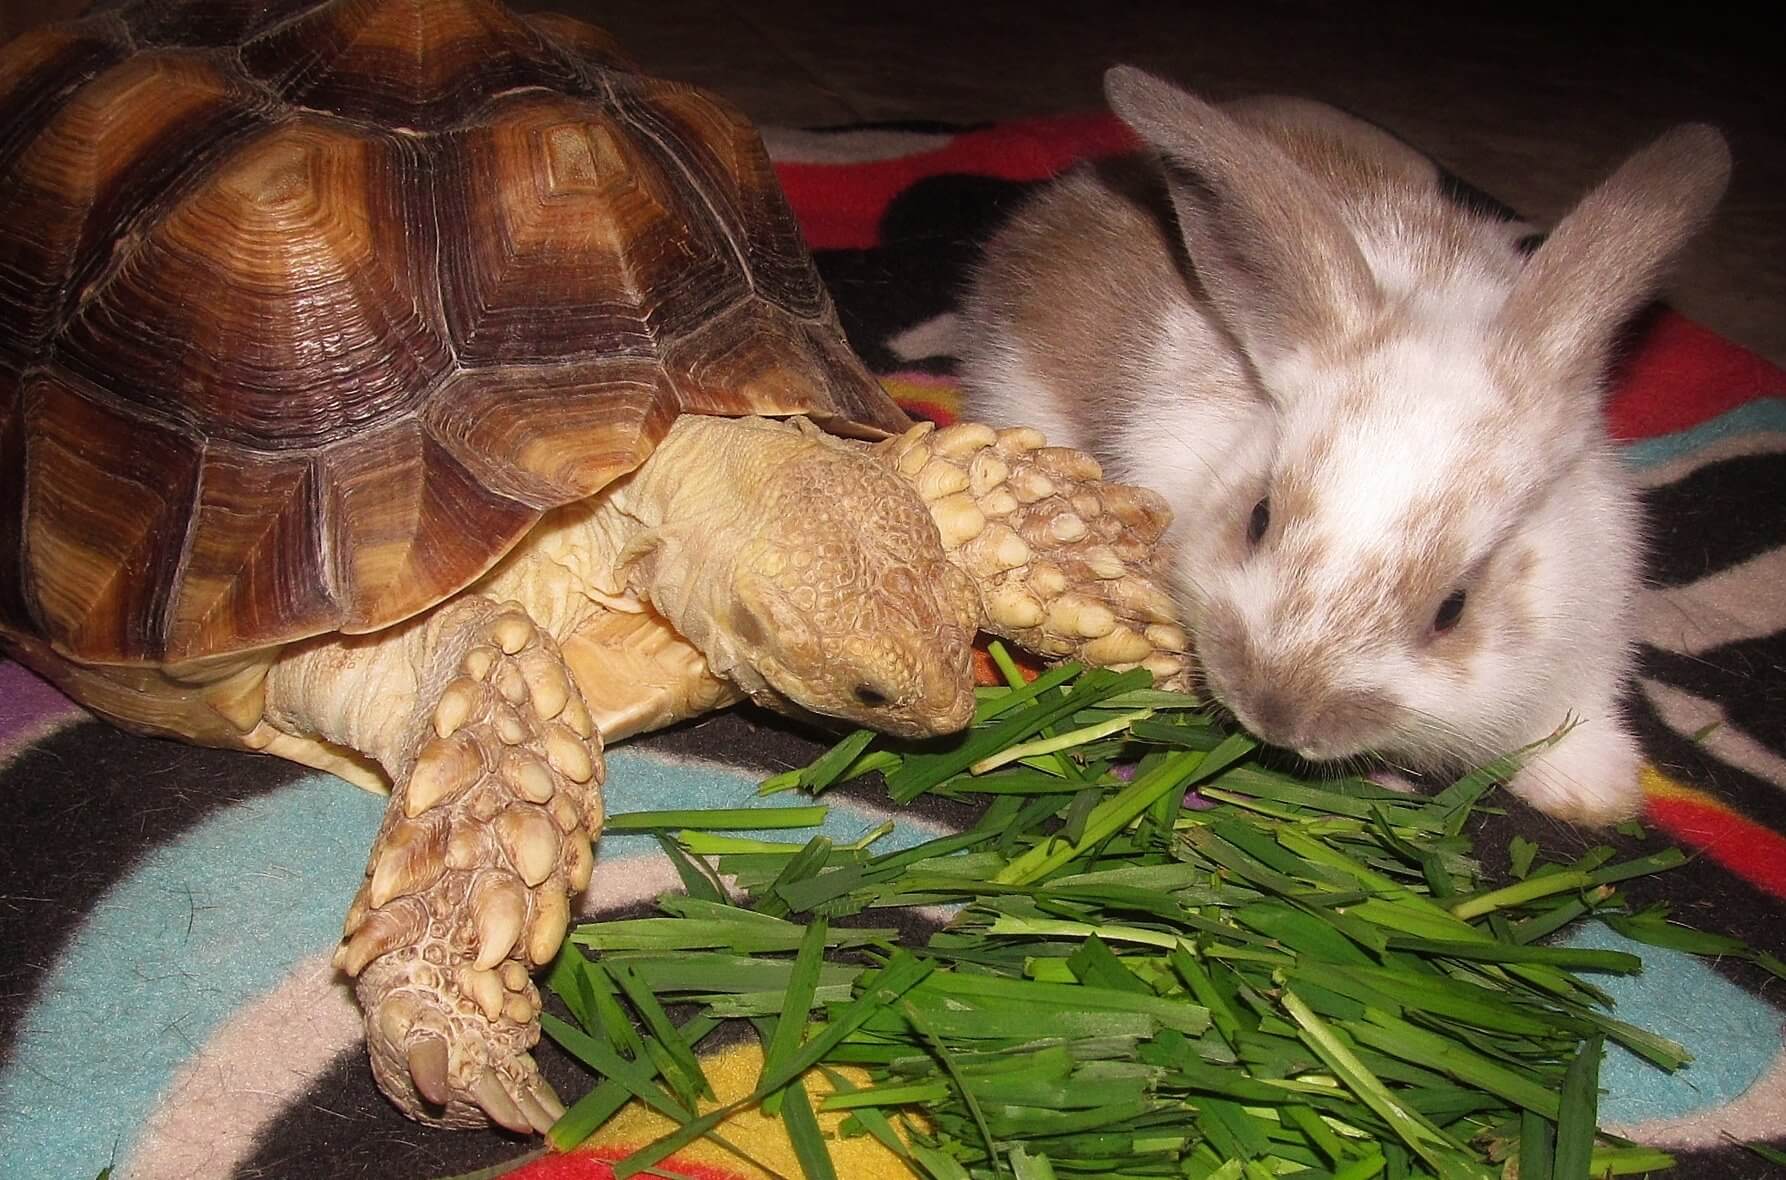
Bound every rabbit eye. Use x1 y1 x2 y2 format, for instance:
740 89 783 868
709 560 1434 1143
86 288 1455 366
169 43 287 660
1433 590 1467 634
1247 498 1271 545
854 684 889 708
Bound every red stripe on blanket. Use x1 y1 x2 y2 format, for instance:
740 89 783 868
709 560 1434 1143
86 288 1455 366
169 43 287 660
1607 311 1786 440
776 112 1135 250
507 1147 746 1180
1647 794 1786 898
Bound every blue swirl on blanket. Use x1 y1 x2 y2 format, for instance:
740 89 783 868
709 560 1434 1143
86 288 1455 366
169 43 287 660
0 752 933 1180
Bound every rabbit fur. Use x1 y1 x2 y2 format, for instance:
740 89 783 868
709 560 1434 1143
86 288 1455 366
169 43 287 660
958 66 1732 822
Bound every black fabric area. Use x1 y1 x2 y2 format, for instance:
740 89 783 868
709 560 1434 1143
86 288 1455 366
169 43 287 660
1644 451 1786 587
816 172 1035 373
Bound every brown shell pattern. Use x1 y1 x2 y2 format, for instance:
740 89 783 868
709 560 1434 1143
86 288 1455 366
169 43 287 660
0 0 906 665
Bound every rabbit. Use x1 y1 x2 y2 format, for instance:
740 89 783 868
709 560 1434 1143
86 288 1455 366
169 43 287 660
958 65 1732 823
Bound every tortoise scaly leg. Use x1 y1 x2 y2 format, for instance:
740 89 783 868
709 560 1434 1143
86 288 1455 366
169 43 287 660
879 421 1193 690
333 599 601 1132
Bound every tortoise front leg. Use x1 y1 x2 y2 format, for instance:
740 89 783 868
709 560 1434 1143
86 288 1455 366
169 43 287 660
878 422 1193 689
278 597 602 1132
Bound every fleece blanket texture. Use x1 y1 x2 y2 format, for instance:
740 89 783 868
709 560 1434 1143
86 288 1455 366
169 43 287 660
1 114 1783 1180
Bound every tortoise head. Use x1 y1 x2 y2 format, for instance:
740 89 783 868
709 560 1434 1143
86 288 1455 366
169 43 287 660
722 438 980 739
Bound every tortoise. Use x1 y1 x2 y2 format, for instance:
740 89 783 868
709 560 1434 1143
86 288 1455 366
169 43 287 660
0 0 1190 1134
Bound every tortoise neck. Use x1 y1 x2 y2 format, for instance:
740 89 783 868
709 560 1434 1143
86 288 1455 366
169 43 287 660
610 415 814 526
605 415 828 687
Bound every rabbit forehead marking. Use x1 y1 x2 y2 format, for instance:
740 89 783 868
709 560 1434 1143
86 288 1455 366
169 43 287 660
1272 321 1540 517
1350 203 1525 306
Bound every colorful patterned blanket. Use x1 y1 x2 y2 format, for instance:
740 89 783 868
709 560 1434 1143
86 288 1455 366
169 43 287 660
2 115 1783 1180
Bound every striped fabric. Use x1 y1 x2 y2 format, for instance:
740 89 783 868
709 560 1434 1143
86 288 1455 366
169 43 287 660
1 116 1781 1180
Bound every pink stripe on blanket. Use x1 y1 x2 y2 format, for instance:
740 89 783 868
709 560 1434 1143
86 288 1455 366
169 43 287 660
0 659 81 748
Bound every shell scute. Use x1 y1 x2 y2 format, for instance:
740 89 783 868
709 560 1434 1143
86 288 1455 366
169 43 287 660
56 115 449 450
321 419 537 635
163 447 338 657
0 373 29 636
22 376 202 661
437 92 744 366
664 300 882 426
422 360 675 509
0 16 131 179
613 78 827 320
0 50 269 375
0 1 908 663
518 12 639 77
122 0 301 50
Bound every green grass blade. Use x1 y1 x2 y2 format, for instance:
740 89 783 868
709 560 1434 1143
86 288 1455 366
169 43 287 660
996 736 1255 886
1518 1106 1554 1180
1586 1146 1675 1175
1447 870 1592 920
900 999 1000 1173
1553 1037 1603 1180
542 1011 695 1127
761 953 935 1094
609 962 713 1106
778 1075 840 1180
654 834 726 903
802 728 880 793
1380 937 1641 972
1740 1139 1786 1165
760 916 829 1116
970 709 1154 774
1279 991 1480 1179
606 806 829 831
546 1013 720 1150
1350 1008 1560 1118
1007 1145 1060 1180
887 667 1150 802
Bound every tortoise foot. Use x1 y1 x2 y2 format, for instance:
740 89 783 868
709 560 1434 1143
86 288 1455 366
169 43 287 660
357 950 565 1132
881 421 1194 690
335 600 603 1130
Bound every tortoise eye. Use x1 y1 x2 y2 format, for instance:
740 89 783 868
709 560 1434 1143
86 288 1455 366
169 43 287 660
1246 498 1271 546
854 684 889 708
1433 590 1467 634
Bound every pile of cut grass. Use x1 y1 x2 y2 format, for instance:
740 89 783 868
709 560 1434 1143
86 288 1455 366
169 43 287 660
542 645 1780 1180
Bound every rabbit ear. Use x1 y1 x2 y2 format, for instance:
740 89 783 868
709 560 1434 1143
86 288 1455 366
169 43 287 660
1103 66 1380 371
1500 125 1730 394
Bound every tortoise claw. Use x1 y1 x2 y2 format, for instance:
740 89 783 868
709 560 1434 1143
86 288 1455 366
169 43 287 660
407 1036 451 1107
473 1072 534 1135
515 1080 564 1135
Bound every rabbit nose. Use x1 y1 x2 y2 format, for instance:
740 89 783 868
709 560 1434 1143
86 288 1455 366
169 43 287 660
1243 688 1298 746
1239 681 1397 760
1231 681 1329 755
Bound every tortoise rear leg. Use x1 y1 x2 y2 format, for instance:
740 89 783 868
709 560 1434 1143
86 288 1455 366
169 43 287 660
278 597 602 1131
879 422 1193 689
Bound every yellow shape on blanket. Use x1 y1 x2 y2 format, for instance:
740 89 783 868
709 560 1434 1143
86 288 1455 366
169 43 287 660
1640 762 1719 806
879 374 963 418
575 1041 912 1176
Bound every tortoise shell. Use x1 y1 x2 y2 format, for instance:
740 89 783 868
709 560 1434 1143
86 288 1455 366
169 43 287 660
0 0 906 666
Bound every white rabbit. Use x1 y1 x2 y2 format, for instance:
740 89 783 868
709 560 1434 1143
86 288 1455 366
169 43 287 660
959 66 1731 822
